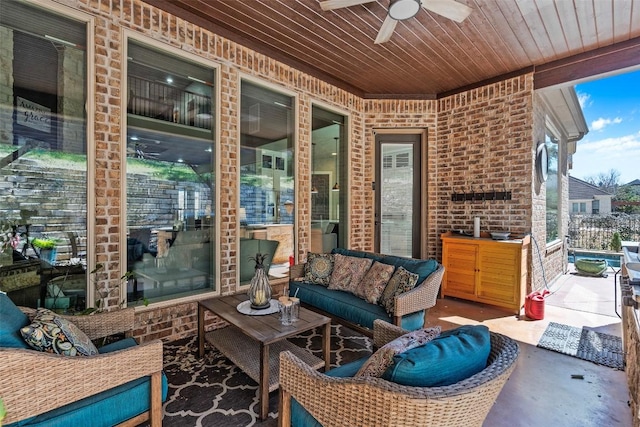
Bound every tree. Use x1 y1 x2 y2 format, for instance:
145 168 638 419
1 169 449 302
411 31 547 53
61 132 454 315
614 184 640 214
584 169 620 193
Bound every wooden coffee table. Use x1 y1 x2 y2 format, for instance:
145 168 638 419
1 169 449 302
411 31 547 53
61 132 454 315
198 294 331 420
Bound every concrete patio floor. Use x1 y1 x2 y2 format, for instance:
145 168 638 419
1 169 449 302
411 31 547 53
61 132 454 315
425 264 631 426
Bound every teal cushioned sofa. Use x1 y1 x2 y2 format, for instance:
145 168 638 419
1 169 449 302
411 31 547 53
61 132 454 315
0 295 167 427
288 248 444 333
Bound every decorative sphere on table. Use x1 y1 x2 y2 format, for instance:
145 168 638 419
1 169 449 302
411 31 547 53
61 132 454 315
248 253 272 309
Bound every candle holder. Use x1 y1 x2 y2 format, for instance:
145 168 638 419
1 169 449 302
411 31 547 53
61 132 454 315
247 253 272 310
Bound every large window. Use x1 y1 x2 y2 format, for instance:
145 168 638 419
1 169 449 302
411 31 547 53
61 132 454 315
239 81 294 284
125 39 215 305
0 1 88 311
311 106 347 252
545 131 559 243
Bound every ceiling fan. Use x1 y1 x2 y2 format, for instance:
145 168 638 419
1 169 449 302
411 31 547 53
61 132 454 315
320 0 472 44
127 142 163 160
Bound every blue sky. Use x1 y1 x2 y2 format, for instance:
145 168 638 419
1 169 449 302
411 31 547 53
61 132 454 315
572 69 640 185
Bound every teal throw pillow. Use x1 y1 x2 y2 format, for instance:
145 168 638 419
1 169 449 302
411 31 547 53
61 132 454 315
381 324 491 387
21 308 99 356
381 256 438 284
0 292 31 348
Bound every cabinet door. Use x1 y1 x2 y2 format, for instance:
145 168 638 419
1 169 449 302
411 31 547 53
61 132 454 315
443 242 477 298
477 245 519 304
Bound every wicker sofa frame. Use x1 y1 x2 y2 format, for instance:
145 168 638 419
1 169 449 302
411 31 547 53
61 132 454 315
0 307 164 427
279 320 520 427
289 261 444 335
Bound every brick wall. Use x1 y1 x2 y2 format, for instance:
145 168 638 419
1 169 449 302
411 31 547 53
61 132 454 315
436 77 535 267
363 100 438 257
45 0 551 342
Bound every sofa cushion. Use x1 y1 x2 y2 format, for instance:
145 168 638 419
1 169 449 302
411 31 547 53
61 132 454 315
98 337 139 354
381 255 438 285
332 249 438 286
353 261 395 304
381 324 491 387
0 292 31 349
20 308 98 356
328 254 372 293
303 252 334 286
379 267 419 315
7 372 169 427
355 326 441 378
289 281 424 331
332 248 385 263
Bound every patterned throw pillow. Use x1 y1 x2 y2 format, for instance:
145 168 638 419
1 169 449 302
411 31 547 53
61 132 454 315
379 266 419 315
20 308 98 356
304 252 335 286
353 261 395 304
328 254 373 294
355 326 442 378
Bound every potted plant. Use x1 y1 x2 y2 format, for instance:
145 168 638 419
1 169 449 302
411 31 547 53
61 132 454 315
32 237 58 264
0 220 16 267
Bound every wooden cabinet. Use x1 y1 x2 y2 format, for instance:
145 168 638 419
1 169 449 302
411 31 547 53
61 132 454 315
441 232 530 314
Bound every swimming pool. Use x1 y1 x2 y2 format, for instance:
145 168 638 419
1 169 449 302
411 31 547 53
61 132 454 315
568 250 622 268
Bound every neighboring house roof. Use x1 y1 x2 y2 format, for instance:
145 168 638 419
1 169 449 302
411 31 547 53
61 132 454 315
568 176 613 199
624 179 640 186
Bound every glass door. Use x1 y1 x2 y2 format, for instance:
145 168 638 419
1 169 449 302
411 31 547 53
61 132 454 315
375 134 421 258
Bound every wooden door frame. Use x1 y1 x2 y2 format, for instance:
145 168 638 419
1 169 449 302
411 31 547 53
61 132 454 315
373 128 428 258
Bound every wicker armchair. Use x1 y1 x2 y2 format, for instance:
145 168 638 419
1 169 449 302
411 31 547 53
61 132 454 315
0 307 164 427
279 320 520 427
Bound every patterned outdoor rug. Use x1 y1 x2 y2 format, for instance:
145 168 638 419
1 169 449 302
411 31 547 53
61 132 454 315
160 324 372 427
537 322 624 370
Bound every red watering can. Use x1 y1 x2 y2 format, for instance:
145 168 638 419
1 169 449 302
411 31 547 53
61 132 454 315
524 289 550 320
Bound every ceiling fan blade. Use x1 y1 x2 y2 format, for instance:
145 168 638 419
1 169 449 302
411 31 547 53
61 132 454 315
420 0 472 23
374 15 398 44
319 0 375 11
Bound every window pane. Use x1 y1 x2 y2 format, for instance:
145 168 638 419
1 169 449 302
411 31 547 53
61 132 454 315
0 2 87 311
545 132 559 243
311 106 347 251
240 82 295 283
126 40 215 305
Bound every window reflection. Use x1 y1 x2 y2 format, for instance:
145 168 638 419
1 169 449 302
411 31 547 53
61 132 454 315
311 106 347 252
125 40 215 305
545 131 559 243
0 1 88 312
239 82 295 283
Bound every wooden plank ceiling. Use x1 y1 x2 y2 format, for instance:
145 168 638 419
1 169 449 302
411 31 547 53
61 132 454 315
147 0 640 97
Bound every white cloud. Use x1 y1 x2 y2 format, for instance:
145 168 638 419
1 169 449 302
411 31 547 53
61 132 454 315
591 116 622 131
573 133 640 183
577 92 591 109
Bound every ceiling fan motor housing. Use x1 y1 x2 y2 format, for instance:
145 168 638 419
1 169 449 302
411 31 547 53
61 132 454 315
389 0 421 21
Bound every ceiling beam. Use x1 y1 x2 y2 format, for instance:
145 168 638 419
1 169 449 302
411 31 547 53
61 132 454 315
534 37 640 89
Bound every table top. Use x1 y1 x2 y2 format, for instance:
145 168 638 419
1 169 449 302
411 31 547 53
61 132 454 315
200 293 330 345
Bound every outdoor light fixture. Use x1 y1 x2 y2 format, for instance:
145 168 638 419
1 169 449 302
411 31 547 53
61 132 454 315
388 0 421 21
332 137 340 192
284 200 294 215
